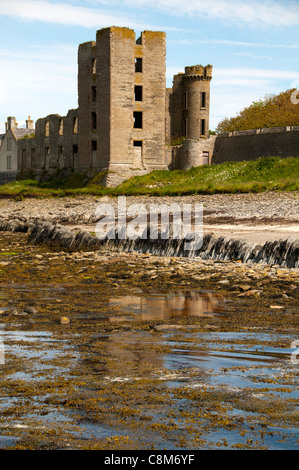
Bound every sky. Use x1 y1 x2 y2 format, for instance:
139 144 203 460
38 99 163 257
0 0 298 133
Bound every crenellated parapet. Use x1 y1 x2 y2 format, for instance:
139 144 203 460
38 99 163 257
184 65 213 81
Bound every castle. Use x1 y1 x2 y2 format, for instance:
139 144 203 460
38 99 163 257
0 26 298 186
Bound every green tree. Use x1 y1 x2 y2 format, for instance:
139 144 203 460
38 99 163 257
216 89 299 133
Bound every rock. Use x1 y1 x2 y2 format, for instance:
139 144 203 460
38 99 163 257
239 285 251 291
270 305 284 309
244 290 262 297
152 324 183 331
24 306 37 314
60 316 70 325
218 280 229 285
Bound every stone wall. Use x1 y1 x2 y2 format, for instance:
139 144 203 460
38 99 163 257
212 126 299 164
18 109 79 178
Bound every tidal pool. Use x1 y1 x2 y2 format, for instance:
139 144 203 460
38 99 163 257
0 287 298 450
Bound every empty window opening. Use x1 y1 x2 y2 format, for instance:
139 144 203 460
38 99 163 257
91 140 97 151
183 119 188 138
201 119 206 136
133 112 143 129
91 112 97 130
73 144 78 154
201 92 206 108
135 58 142 73
133 140 143 147
31 148 36 165
58 145 64 155
7 155 11 170
73 117 78 134
136 35 142 45
91 86 97 103
92 58 97 75
134 85 143 102
45 120 50 137
45 147 50 156
184 91 188 109
59 119 64 135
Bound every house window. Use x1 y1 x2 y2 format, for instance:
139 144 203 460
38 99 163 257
201 119 206 136
133 112 143 129
134 85 143 102
135 58 142 73
7 155 11 170
91 112 97 130
73 117 78 134
91 86 97 103
45 120 50 137
201 92 206 109
6 138 11 151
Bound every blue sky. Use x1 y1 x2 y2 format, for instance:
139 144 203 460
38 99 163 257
0 0 298 132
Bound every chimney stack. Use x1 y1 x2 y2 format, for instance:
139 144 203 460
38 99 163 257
26 116 34 130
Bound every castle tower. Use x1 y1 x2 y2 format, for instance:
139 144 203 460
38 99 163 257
170 65 212 141
77 26 167 175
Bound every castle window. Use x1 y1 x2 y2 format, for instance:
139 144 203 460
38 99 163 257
184 91 188 110
135 58 142 73
91 86 97 103
45 120 50 137
92 58 96 75
201 92 206 109
59 119 64 135
134 85 143 102
73 144 78 154
58 145 64 155
183 119 188 138
91 111 97 130
201 119 206 136
7 155 11 170
73 117 78 134
91 140 97 151
133 112 143 129
45 147 50 156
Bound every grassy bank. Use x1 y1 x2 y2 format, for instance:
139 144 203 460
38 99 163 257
1 156 298 198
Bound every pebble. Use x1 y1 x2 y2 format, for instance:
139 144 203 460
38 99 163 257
24 306 38 314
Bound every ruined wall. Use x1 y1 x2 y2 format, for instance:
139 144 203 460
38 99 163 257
18 109 79 177
212 126 299 164
77 27 167 178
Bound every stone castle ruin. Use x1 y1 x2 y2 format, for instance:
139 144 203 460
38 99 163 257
0 26 298 186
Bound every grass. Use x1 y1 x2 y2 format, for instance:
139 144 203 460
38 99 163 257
0 156 298 198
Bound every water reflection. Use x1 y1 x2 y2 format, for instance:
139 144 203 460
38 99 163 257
109 291 221 320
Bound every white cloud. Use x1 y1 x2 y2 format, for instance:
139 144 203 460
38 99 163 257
91 0 299 28
0 0 181 30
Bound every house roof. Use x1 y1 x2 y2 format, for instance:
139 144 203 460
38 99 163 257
12 128 35 140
